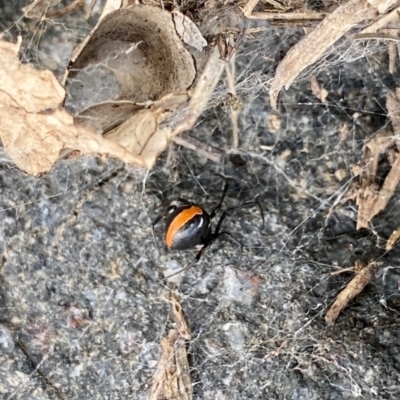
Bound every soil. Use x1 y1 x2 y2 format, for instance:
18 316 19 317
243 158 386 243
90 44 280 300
1 1 400 399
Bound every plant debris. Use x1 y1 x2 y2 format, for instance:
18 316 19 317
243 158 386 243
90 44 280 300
268 0 397 109
149 292 192 400
325 261 382 326
386 227 400 250
354 89 400 229
0 39 144 174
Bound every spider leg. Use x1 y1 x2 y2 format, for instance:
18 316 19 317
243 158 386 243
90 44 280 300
195 230 243 261
151 205 176 228
164 260 197 280
176 198 193 205
210 174 229 219
214 201 265 235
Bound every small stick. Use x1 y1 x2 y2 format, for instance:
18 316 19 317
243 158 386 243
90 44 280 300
353 33 400 43
325 261 381 326
225 55 240 149
46 0 85 18
246 11 326 20
241 0 260 18
172 135 224 163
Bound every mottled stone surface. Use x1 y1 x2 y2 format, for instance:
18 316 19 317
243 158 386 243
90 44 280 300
1 1 400 399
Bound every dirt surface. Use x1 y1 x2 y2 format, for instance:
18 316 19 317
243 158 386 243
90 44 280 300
1 2 400 400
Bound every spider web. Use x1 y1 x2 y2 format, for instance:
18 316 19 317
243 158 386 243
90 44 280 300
0 1 399 399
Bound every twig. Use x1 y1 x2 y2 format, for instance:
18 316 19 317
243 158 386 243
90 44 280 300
358 6 400 35
46 0 84 18
325 261 381 326
241 0 260 18
225 54 240 148
171 134 224 163
353 33 400 43
246 11 326 20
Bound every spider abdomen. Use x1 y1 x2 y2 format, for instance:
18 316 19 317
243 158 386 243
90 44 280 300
165 205 210 250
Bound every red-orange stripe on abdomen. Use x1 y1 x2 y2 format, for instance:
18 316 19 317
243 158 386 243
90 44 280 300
165 206 203 248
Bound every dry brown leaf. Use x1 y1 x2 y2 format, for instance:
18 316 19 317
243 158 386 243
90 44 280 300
105 109 168 165
269 0 398 109
0 39 145 174
149 292 192 400
355 127 396 229
354 92 400 229
172 10 208 52
65 4 196 135
0 39 64 112
359 5 400 34
169 46 225 137
325 261 381 326
310 76 328 103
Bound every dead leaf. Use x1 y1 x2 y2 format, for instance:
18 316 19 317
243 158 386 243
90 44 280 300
65 4 196 134
0 38 64 112
354 90 400 229
172 10 208 52
0 39 145 174
269 0 396 109
169 46 225 137
325 261 381 326
105 109 168 166
149 292 192 400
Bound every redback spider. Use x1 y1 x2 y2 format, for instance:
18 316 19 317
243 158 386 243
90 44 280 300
151 175 264 262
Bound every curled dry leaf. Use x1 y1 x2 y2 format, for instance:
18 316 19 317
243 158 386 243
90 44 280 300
269 0 398 109
0 39 144 174
66 4 196 133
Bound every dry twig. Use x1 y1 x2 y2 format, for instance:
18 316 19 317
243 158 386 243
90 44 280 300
172 134 224 163
325 261 381 326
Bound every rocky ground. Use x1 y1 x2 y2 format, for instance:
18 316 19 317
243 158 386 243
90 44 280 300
1 1 400 399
